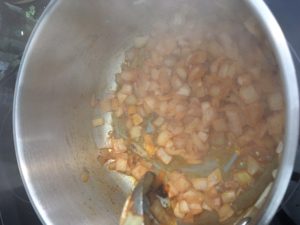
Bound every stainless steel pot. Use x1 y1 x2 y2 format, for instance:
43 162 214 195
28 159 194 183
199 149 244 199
13 0 299 224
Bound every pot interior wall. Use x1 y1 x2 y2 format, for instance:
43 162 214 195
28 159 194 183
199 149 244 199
14 0 276 224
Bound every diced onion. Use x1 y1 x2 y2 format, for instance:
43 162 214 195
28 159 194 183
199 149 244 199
127 106 137 115
221 191 236 203
120 84 133 95
202 202 212 211
176 84 191 96
233 171 252 187
207 169 222 188
92 117 104 127
209 85 221 97
172 135 186 149
244 16 261 39
189 203 203 215
176 67 187 80
112 138 127 153
117 92 127 104
164 56 177 67
168 172 191 193
151 68 160 80
218 204 234 222
276 141 283 154
268 92 283 111
239 85 259 104
187 51 207 65
132 114 143 126
192 178 208 191
171 75 183 90
225 107 243 135
254 182 273 208
120 71 136 81
156 148 172 164
247 156 260 175
212 118 227 132
157 130 172 146
210 132 226 147
198 131 208 142
267 113 284 138
174 202 185 218
125 95 137 105
179 200 190 214
175 177 191 192
144 96 156 110
237 75 251 86
168 122 184 135
201 102 215 127
116 158 127 172
131 164 148 180
153 117 165 127
218 62 235 78
130 126 142 139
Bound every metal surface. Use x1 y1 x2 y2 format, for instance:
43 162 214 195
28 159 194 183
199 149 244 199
13 0 299 225
237 217 251 225
245 1 299 224
120 172 155 225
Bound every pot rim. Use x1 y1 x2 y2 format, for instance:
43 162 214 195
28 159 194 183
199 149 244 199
244 0 299 224
13 1 59 224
